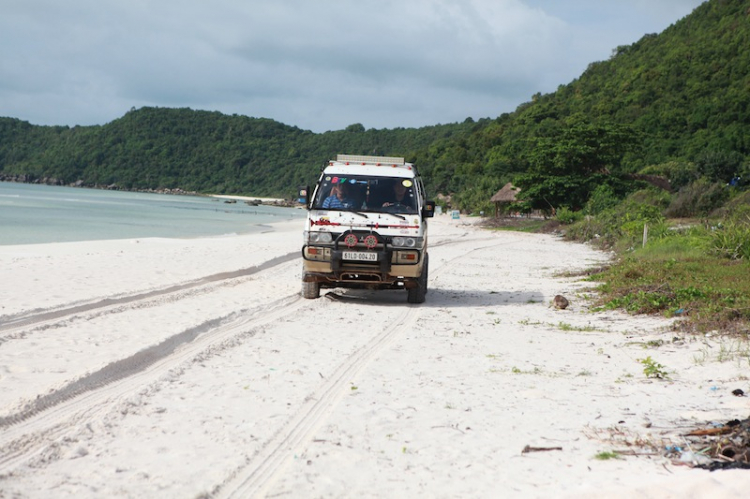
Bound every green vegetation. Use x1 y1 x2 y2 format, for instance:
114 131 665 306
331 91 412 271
594 451 621 461
569 193 750 335
0 108 478 198
487 220 547 233
638 356 670 380
513 115 641 212
555 322 602 333
511 366 543 375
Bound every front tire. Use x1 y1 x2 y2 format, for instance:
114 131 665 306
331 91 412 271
302 280 320 299
407 254 429 304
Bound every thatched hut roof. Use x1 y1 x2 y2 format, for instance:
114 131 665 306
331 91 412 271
490 183 520 203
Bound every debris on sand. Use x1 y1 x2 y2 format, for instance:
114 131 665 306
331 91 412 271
674 416 750 471
522 445 563 453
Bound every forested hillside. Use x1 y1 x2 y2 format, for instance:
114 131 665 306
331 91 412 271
413 0 750 211
2 0 748 210
0 108 478 198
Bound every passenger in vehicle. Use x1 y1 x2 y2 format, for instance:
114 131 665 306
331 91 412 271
322 183 357 209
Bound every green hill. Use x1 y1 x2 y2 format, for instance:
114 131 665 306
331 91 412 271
539 0 750 166
0 108 477 198
413 0 750 211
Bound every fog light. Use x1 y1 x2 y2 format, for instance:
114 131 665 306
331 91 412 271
305 247 331 261
394 250 418 263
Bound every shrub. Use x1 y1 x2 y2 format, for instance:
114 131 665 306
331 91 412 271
626 188 671 210
665 179 729 218
711 190 750 219
585 184 620 216
564 214 615 247
709 210 750 260
641 161 697 191
696 150 744 184
665 161 699 190
556 206 583 225
621 219 669 246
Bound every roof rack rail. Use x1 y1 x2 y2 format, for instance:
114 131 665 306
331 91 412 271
336 154 405 166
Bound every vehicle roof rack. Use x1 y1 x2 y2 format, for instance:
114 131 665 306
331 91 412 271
336 154 405 166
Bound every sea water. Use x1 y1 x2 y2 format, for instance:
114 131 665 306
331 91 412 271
0 182 305 246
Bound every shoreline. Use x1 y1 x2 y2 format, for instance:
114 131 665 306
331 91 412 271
0 182 304 246
0 178 296 206
208 193 290 205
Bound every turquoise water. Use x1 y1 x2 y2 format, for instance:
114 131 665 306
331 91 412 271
0 182 305 246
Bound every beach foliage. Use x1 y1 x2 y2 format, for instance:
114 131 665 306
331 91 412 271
594 451 621 461
579 204 750 335
639 357 670 380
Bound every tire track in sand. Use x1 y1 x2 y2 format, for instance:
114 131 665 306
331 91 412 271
0 252 299 336
213 303 419 499
212 236 512 498
0 293 305 474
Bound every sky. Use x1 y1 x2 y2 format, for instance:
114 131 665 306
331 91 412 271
1 0 706 133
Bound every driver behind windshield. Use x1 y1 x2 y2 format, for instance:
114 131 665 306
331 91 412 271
381 180 415 211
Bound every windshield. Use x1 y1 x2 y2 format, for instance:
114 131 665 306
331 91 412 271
312 174 418 214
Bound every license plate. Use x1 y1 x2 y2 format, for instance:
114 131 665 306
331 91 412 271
342 251 378 261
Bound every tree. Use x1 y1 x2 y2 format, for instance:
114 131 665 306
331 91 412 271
345 123 365 133
514 115 640 212
695 150 744 183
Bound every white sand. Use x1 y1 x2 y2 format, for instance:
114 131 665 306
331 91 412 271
1 216 748 498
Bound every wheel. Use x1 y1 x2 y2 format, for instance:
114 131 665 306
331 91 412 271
407 254 429 304
424 253 429 295
302 280 320 299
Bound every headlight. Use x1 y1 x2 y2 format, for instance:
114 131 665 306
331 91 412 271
392 236 422 248
305 231 333 244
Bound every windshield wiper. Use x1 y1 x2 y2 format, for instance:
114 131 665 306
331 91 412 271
314 206 369 218
380 212 406 220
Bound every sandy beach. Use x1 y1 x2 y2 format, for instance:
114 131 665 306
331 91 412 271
1 215 749 498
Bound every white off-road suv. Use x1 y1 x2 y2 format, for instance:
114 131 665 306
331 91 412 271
301 154 435 303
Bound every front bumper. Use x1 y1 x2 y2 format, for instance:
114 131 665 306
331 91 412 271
302 229 424 285
302 259 423 280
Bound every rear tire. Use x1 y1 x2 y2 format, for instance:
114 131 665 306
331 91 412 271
407 254 429 304
302 280 320 299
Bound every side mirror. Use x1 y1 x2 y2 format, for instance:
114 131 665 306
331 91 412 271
298 186 310 207
422 200 436 218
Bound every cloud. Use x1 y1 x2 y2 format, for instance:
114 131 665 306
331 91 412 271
0 0 705 131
